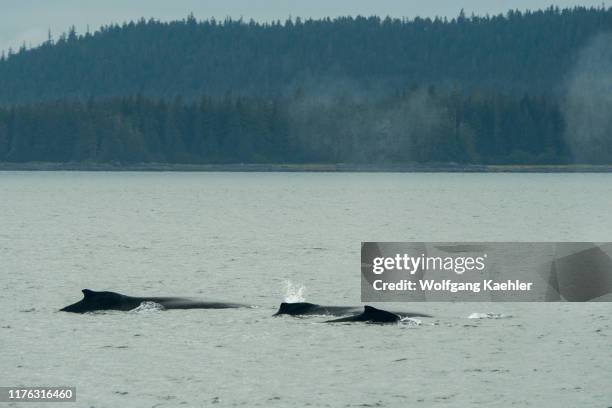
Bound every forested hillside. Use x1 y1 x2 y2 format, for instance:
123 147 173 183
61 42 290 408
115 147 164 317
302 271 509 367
0 6 611 165
1 7 612 103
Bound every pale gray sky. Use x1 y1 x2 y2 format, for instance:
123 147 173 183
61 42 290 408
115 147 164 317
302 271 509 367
0 0 607 52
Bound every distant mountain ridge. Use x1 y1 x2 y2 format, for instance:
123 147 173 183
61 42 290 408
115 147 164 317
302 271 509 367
1 6 612 105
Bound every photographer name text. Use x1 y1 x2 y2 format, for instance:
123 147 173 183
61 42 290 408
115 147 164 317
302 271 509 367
372 279 533 292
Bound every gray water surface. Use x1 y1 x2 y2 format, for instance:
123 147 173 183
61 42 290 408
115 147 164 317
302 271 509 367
1 172 611 407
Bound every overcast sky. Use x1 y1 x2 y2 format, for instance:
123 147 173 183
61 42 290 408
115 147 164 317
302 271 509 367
0 0 607 52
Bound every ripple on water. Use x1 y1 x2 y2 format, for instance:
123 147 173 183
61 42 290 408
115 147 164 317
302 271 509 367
467 312 511 319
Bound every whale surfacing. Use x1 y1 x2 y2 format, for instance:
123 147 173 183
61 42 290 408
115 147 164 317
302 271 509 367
60 289 247 313
274 302 361 316
274 302 432 318
325 306 401 324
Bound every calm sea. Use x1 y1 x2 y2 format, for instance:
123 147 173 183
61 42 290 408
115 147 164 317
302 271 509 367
1 172 611 407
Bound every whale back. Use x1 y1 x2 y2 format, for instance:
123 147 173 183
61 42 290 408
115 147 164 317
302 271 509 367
60 289 138 313
325 305 401 324
60 289 248 313
361 306 401 323
274 302 318 315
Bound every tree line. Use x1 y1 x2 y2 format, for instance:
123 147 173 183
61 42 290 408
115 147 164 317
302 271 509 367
0 88 574 164
0 6 611 104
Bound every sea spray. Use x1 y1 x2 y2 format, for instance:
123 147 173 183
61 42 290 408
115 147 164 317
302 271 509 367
130 301 165 313
283 281 306 303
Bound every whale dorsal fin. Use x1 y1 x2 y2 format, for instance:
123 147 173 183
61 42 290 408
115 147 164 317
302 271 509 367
362 305 401 322
82 289 95 298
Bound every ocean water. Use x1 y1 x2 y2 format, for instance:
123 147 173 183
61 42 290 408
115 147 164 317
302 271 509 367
1 172 611 407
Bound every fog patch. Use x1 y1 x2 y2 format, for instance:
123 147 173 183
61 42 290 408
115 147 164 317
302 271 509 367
287 80 458 163
563 33 612 163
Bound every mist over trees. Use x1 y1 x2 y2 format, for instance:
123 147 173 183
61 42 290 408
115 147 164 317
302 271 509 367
0 88 568 164
0 6 610 164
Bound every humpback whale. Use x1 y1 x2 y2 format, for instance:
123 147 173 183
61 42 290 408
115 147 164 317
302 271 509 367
274 302 431 318
274 302 361 316
60 289 247 313
325 306 401 324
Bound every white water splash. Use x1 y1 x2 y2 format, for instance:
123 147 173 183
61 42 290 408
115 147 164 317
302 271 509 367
468 312 510 319
131 301 165 313
283 281 306 303
400 317 422 326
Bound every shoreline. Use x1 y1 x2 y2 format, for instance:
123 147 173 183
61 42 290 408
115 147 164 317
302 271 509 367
1 162 612 173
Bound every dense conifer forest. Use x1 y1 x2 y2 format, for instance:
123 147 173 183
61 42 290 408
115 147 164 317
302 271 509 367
1 6 611 164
